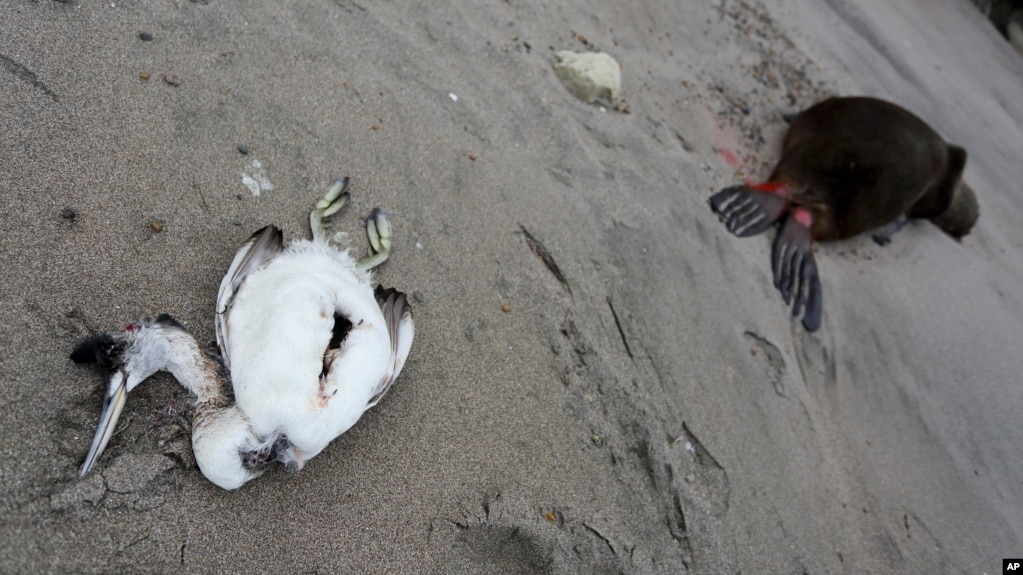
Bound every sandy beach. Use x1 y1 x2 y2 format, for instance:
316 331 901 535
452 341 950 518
2 0 1021 573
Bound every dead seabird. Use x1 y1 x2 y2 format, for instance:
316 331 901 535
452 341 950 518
73 178 414 489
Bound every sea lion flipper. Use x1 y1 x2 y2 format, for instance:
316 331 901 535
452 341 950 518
871 215 908 246
800 269 823 332
772 214 822 332
709 185 789 238
793 252 822 332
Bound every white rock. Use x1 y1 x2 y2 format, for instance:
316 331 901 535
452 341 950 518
552 50 622 107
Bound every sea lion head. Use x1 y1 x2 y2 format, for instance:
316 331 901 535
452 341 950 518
931 182 979 240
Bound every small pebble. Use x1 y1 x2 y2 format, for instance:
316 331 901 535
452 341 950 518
370 124 380 131
139 32 153 41
163 73 182 87
468 153 477 161
232 220 242 226
501 303 511 313
237 144 249 155
139 72 150 80
61 207 77 220
150 221 164 233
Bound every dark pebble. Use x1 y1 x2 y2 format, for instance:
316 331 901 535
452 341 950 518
139 32 154 41
741 105 750 115
237 145 249 155
61 207 77 220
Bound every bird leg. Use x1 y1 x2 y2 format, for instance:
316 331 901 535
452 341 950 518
310 177 351 243
356 208 393 272
309 178 394 271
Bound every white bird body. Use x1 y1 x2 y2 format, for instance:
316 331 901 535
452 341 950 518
74 179 414 490
220 239 391 463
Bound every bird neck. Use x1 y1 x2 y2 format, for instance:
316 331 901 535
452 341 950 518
161 330 232 411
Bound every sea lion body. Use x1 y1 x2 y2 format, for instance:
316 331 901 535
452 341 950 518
709 96 979 331
775 97 969 241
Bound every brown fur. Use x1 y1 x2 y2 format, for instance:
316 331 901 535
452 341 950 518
774 96 977 241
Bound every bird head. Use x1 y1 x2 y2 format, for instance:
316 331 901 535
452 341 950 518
72 315 190 477
73 315 301 490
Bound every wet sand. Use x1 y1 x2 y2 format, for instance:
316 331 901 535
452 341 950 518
1 0 1021 573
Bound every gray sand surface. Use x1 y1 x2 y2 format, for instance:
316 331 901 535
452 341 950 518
2 0 1021 573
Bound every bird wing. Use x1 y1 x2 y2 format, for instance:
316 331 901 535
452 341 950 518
215 225 283 368
365 286 414 408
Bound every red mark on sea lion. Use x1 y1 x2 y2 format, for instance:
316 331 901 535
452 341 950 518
753 181 785 194
793 207 813 229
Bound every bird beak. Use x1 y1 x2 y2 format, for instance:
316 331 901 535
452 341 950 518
80 373 128 477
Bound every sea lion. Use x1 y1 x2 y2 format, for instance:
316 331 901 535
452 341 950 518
709 96 979 332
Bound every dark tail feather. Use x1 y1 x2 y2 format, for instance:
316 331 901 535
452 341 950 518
368 286 414 407
772 215 823 332
709 185 789 238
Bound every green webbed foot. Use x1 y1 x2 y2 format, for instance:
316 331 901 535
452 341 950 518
357 208 393 272
310 177 351 242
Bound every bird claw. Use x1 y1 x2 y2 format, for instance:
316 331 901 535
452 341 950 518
309 178 394 271
318 177 350 208
358 208 393 271
310 178 351 242
367 208 392 255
